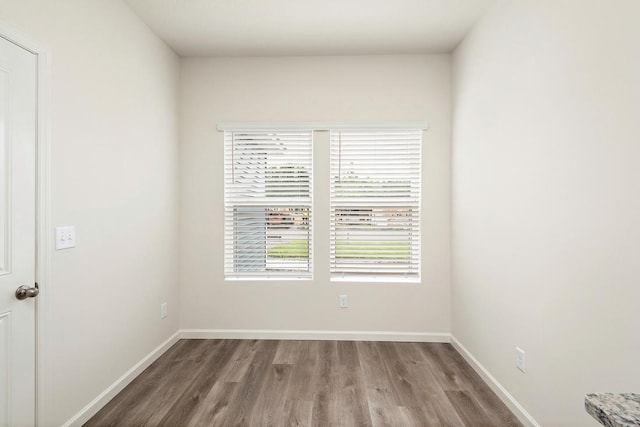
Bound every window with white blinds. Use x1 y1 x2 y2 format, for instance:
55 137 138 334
224 130 313 279
330 130 421 280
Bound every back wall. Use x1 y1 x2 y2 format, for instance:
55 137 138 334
179 55 452 335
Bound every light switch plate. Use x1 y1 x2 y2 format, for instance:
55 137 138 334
55 226 76 250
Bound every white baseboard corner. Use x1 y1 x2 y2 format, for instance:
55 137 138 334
62 330 181 427
180 329 450 343
450 335 541 427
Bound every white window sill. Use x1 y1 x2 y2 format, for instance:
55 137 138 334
225 276 313 282
330 276 421 284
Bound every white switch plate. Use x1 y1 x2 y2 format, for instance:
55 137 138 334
55 226 76 250
339 294 348 308
516 347 526 372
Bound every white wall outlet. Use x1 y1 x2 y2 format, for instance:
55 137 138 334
515 347 526 372
55 226 76 250
339 294 348 308
160 302 168 319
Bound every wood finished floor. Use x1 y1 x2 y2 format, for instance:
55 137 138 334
85 340 523 427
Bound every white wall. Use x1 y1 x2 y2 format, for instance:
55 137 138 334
0 1 181 425
452 1 640 425
180 55 451 335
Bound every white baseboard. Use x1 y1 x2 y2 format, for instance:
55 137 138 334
450 335 541 427
180 329 450 343
62 331 181 427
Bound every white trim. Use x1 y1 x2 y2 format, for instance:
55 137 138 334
0 22 45 55
330 276 421 283
224 277 314 282
34 42 51 427
61 331 181 427
217 121 430 132
0 20 51 427
180 329 450 343
450 335 541 427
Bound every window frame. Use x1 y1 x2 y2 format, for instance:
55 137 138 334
219 122 427 283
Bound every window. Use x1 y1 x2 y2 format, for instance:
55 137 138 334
224 130 313 279
330 129 421 280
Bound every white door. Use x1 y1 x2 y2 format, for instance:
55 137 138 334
0 36 37 427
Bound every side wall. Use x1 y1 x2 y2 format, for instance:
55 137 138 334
0 1 181 425
180 55 451 336
452 1 640 425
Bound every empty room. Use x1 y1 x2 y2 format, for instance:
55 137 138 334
0 0 638 426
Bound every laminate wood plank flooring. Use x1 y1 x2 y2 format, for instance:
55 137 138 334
85 340 523 427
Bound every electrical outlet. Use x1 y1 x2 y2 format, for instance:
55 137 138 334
339 294 348 308
515 347 525 372
160 302 168 319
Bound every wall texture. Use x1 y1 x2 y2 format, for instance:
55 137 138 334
179 55 451 335
0 1 181 425
452 0 640 425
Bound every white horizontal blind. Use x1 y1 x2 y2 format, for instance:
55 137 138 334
224 130 313 279
330 130 421 279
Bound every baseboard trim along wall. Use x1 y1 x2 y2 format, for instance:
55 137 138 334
180 329 451 342
62 331 181 427
450 335 541 427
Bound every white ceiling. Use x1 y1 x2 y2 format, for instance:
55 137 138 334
124 0 496 57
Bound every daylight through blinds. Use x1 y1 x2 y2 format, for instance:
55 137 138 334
330 130 421 279
224 131 313 278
